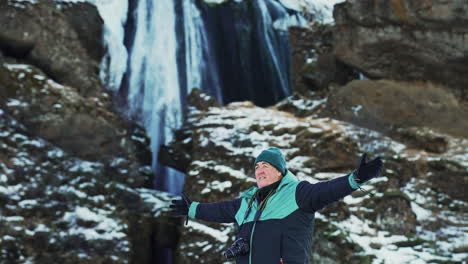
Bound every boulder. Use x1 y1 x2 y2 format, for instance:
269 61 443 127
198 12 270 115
326 79 468 139
0 0 104 97
187 87 222 111
0 63 151 181
333 0 468 101
158 129 193 173
427 158 468 201
363 190 417 235
395 127 449 153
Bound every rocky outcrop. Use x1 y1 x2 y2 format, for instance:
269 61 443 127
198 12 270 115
333 0 468 101
288 1 467 158
162 90 468 264
0 0 104 97
326 79 468 139
288 25 358 95
0 103 174 263
281 2 468 261
0 59 182 264
0 63 150 170
0 3 176 264
60 2 105 62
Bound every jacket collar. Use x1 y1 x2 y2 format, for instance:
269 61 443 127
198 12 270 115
241 170 297 199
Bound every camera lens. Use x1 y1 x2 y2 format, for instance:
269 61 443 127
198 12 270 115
222 238 249 259
223 248 235 259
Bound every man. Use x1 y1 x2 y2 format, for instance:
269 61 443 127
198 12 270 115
171 147 383 264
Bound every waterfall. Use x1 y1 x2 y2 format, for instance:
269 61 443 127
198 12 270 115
93 0 128 92
182 0 223 104
94 0 308 194
124 0 188 193
195 0 306 106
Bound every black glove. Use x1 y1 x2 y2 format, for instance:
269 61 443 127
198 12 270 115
353 153 383 184
170 193 192 224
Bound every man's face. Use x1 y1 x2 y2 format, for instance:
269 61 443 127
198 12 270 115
255 161 282 188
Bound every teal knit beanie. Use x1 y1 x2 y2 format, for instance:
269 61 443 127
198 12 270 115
255 147 287 175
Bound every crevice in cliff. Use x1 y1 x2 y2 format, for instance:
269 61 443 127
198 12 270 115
0 35 34 60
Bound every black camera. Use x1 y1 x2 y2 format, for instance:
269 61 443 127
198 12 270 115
222 237 250 259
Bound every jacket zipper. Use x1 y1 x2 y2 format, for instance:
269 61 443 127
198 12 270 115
249 221 257 264
280 232 284 264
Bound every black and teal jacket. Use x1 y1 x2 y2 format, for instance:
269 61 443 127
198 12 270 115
188 171 359 264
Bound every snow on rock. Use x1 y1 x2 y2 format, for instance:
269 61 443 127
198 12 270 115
0 110 173 263
201 0 344 24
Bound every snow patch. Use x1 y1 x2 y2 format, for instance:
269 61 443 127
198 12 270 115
63 206 126 240
187 221 230 243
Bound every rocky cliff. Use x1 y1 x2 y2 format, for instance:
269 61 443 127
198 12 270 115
0 0 104 97
1 0 467 264
333 0 468 102
0 1 173 264
161 0 467 263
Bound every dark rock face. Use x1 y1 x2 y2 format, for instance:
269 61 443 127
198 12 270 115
0 55 183 263
0 61 179 264
61 2 105 61
187 88 222 112
0 0 104 97
366 192 417 235
428 159 468 201
288 25 358 95
0 3 177 263
0 101 173 264
0 64 150 171
333 0 468 101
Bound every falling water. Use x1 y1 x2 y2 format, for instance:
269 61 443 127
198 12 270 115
91 0 334 262
94 0 312 194
182 0 223 103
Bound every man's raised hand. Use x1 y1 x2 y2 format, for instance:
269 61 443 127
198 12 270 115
353 153 383 184
170 193 192 224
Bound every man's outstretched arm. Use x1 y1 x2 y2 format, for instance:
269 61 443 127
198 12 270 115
296 154 383 213
189 199 242 223
170 193 242 224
